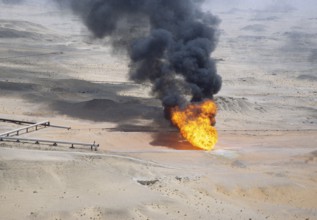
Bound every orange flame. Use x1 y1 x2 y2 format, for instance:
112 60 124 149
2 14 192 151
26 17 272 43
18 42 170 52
171 100 218 151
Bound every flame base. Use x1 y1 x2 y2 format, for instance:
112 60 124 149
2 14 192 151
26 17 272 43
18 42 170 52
171 100 218 151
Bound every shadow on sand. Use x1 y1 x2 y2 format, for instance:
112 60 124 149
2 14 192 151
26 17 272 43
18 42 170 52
0 76 202 151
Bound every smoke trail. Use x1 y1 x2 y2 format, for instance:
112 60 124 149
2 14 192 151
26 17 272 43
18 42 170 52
57 0 222 110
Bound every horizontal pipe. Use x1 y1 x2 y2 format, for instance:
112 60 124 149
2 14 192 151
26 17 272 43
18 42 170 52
0 118 35 125
0 118 71 130
0 121 49 137
0 136 99 149
48 124 71 130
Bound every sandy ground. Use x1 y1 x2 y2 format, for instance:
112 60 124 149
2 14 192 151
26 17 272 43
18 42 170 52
0 1 316 220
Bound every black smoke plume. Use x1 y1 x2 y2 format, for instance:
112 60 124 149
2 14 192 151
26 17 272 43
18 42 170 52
57 0 222 111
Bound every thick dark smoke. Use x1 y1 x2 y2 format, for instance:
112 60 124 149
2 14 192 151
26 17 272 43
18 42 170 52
57 0 222 110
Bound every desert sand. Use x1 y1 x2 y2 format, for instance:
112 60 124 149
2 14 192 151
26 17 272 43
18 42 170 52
0 1 316 220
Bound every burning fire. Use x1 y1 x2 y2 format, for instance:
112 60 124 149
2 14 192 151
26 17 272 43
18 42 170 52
171 100 218 151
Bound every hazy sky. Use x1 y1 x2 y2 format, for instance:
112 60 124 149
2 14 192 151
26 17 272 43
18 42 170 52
203 0 317 15
1 0 316 15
